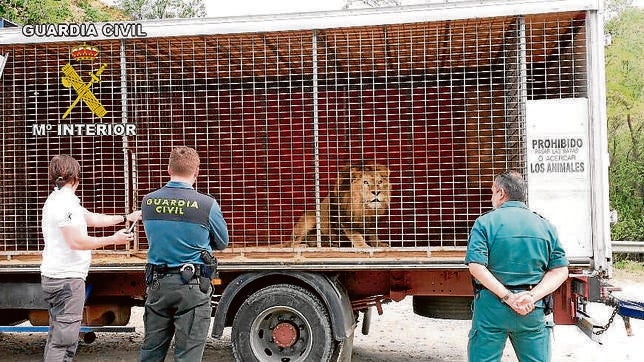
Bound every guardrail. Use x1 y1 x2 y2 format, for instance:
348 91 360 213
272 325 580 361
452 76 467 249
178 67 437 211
612 241 644 253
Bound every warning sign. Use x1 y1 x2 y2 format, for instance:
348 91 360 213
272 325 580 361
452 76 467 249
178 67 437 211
529 137 585 174
525 98 591 258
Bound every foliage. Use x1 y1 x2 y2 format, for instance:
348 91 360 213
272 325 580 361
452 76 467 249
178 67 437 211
117 0 205 20
610 161 644 240
613 258 644 271
0 0 71 23
606 0 635 15
606 5 644 241
0 0 129 24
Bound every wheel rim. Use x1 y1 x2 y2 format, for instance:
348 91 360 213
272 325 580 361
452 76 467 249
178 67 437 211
249 305 313 362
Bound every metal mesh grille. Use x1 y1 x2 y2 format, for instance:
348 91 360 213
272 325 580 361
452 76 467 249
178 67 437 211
0 41 129 253
0 12 588 253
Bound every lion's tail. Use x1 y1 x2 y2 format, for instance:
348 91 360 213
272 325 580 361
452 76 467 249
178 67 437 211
291 211 316 246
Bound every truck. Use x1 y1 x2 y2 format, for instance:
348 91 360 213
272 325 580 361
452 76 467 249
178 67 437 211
0 0 634 360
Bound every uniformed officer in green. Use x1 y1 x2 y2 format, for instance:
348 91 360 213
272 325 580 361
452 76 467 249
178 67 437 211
465 170 569 362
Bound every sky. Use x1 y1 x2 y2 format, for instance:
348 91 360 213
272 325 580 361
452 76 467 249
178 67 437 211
207 0 636 17
206 0 361 17
205 0 644 17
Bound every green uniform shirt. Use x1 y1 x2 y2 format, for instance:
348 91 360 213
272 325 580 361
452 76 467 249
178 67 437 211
465 201 569 287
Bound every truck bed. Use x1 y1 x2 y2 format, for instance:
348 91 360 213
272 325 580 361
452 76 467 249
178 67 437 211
0 247 468 273
0 5 600 268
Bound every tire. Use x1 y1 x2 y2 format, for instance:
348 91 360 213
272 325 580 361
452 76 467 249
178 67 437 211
412 296 473 320
231 284 334 362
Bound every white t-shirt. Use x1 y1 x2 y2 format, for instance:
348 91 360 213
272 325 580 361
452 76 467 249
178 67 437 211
40 187 92 279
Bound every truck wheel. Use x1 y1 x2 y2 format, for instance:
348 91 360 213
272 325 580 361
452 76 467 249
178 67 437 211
231 284 333 362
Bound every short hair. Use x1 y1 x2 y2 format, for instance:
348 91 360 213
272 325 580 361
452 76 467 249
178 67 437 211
494 170 526 202
168 146 200 177
49 154 80 189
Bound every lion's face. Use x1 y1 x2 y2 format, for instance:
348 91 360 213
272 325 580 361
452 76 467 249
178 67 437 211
349 165 391 214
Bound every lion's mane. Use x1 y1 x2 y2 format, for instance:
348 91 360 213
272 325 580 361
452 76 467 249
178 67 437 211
292 163 391 247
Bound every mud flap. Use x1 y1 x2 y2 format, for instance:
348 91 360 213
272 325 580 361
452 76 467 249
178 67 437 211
331 327 354 362
575 309 607 342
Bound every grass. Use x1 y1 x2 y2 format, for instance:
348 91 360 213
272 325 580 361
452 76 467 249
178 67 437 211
612 258 644 283
613 259 644 272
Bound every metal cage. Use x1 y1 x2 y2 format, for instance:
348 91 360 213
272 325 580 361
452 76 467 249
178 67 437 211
0 11 588 254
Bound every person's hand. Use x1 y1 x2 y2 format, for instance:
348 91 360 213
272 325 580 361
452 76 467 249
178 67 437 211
113 229 134 245
509 291 535 316
503 292 518 307
126 210 142 223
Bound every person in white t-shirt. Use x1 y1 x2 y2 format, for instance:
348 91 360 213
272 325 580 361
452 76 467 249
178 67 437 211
40 154 141 362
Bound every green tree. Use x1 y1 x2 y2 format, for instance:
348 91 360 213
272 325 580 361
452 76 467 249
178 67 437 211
117 0 205 20
605 5 644 240
1 0 72 23
0 0 129 24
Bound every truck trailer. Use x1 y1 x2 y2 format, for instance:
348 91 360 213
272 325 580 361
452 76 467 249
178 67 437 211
0 0 625 360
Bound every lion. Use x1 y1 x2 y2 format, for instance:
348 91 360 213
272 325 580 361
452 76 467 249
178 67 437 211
291 163 391 248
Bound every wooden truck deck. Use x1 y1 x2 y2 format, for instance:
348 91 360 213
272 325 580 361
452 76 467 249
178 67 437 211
0 247 467 272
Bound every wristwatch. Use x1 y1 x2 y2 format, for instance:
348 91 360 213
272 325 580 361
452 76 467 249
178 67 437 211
501 291 512 303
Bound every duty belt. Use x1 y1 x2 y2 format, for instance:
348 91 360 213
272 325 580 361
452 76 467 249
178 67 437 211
505 284 535 291
145 262 213 293
150 263 204 277
473 283 534 294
